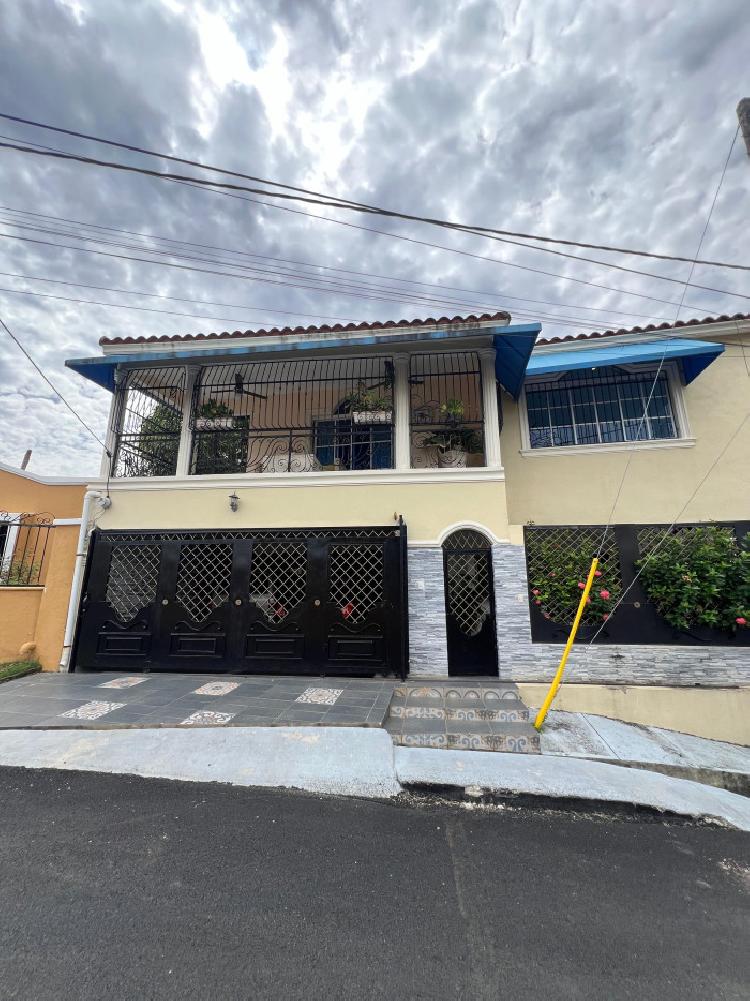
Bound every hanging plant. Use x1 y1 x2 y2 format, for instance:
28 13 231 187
636 525 749 633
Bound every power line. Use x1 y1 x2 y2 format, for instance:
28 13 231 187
3 139 750 297
2 130 741 317
1 112 747 272
0 204 687 325
0 313 107 450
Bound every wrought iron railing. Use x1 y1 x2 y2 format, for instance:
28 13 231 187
189 357 394 474
409 352 485 468
0 512 54 586
112 366 185 477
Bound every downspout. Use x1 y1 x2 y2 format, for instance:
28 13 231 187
59 489 103 672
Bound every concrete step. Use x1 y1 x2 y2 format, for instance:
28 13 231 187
392 729 541 753
393 684 522 702
389 703 530 723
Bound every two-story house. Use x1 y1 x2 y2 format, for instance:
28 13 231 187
63 310 750 689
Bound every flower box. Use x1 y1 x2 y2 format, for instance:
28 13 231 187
195 417 237 430
352 409 393 425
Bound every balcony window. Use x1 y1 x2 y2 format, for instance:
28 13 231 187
189 357 394 475
112 367 185 477
409 352 486 468
525 366 678 449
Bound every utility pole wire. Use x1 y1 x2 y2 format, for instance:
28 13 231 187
0 314 109 452
0 111 747 271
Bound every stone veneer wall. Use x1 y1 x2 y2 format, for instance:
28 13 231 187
491 543 750 687
407 547 449 677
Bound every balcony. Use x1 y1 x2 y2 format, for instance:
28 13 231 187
108 349 500 480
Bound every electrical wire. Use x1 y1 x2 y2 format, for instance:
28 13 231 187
0 313 108 451
1 112 747 272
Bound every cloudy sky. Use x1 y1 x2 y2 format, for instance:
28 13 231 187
0 0 748 476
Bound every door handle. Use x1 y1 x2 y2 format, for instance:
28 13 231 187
234 598 243 606
161 598 169 606
314 598 321 607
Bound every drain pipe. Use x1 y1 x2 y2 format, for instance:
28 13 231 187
59 489 104 672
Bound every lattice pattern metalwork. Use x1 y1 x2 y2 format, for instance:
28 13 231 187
0 512 54 586
175 543 232 622
442 529 492 550
113 367 185 477
329 544 383 624
524 526 623 625
106 528 398 544
445 551 492 636
105 544 160 622
249 543 307 623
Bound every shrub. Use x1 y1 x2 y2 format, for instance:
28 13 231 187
636 525 749 633
527 531 621 626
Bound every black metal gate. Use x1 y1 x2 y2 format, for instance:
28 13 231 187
73 526 408 678
442 529 497 676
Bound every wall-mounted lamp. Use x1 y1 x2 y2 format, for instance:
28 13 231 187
229 492 240 513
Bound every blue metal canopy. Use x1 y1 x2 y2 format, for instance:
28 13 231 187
525 337 724 384
66 321 542 399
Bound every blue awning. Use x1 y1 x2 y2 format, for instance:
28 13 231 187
525 337 724 384
66 321 542 399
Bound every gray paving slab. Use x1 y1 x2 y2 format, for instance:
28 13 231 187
539 710 617 758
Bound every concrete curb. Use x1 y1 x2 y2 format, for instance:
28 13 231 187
394 747 750 831
0 727 401 800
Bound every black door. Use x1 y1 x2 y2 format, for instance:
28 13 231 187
442 529 498 676
73 526 408 678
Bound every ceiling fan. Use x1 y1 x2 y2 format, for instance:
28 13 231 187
234 372 268 400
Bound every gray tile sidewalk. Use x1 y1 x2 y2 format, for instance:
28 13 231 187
0 672 397 729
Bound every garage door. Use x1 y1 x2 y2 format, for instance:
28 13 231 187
73 526 408 678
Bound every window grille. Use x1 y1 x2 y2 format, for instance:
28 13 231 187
525 366 677 449
0 512 53 586
113 367 185 477
329 544 384 624
189 357 394 475
409 352 485 468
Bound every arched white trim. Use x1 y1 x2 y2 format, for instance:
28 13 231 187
436 521 501 547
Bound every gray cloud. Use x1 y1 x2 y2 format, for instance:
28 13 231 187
0 0 747 476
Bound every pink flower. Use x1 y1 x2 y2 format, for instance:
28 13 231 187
602 613 609 621
594 570 602 577
549 572 557 578
737 617 747 626
534 599 542 606
532 588 540 595
599 589 610 600
577 582 585 589
586 598 591 605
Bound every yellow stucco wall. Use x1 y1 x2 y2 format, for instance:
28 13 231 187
517 683 750 745
0 469 85 670
502 333 750 533
94 475 509 543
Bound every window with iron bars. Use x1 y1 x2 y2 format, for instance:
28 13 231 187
112 367 186 476
0 513 53 586
189 357 394 475
524 366 679 449
409 352 486 468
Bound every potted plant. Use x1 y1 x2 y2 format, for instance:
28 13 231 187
345 382 393 424
195 398 240 430
424 399 481 468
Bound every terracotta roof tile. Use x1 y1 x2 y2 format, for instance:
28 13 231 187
99 311 512 346
536 312 750 345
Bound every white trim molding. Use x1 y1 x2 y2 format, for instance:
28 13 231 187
519 437 696 457
87 466 506 492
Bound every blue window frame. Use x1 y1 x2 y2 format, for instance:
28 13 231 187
525 366 678 449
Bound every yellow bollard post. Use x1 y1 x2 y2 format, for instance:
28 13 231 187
534 556 599 731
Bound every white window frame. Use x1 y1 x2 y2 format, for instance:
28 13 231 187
518 360 694 456
0 513 21 582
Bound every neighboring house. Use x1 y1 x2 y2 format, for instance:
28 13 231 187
0 461 87 670
63 311 750 687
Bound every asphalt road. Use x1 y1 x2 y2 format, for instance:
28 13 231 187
0 768 748 1001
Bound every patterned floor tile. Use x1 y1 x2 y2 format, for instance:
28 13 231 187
180 711 235 726
295 687 343 706
59 701 126 720
97 677 148 690
192 681 240 697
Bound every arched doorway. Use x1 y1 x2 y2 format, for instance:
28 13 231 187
442 529 498 676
